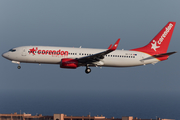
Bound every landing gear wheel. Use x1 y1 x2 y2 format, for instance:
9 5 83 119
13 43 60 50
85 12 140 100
85 68 91 74
17 66 21 69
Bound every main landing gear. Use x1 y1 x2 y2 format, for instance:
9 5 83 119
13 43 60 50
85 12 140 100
85 65 91 74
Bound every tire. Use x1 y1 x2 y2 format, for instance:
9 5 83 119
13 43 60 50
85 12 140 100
17 66 21 69
85 68 91 74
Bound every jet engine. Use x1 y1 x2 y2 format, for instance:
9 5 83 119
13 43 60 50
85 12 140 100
60 58 78 69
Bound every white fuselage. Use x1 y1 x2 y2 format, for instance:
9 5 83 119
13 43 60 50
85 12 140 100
2 46 159 67
2 22 176 73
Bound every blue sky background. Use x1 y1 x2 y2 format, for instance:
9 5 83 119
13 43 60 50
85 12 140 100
0 0 180 119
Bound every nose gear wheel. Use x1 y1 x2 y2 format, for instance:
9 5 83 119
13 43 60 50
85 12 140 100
17 65 21 69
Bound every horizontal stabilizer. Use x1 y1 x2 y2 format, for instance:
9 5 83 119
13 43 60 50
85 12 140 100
152 51 177 57
140 51 176 61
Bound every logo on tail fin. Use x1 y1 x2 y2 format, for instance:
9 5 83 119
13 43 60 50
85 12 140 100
158 23 173 45
151 23 173 51
151 40 160 51
131 22 176 55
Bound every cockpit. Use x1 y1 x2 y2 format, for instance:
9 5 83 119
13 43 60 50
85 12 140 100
9 49 16 52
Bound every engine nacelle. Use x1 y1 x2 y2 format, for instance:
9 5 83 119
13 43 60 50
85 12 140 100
60 58 78 69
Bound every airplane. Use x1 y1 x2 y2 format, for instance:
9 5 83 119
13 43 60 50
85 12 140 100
2 22 176 74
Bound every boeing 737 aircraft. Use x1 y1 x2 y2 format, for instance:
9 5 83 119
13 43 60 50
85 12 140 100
2 22 176 74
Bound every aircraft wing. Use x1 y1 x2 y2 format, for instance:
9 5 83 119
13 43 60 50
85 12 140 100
77 39 120 65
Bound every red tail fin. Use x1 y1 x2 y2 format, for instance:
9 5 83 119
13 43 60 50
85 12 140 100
131 22 176 55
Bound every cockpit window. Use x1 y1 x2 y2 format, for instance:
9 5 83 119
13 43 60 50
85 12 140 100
9 49 16 52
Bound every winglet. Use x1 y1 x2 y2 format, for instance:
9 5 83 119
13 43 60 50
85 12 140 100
108 38 120 51
108 44 113 49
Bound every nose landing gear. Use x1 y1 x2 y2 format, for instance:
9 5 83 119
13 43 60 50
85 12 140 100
12 61 21 69
17 65 21 69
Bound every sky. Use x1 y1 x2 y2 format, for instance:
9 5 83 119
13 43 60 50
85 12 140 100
0 0 180 118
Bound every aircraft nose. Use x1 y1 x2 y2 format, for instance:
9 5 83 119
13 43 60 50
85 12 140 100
2 52 9 59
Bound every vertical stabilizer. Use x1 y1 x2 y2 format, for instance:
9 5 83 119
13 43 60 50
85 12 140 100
131 22 176 55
